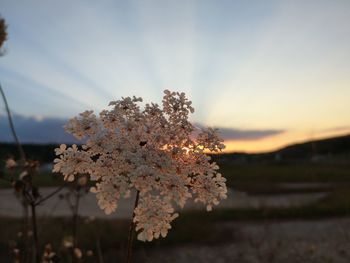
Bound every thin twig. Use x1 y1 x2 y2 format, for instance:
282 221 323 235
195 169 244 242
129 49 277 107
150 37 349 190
0 82 26 162
22 202 30 263
35 184 66 206
96 238 104 263
30 203 40 263
72 189 81 246
0 82 42 262
126 190 140 263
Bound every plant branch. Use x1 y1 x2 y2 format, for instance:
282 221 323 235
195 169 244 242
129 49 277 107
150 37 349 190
96 237 104 263
0 82 26 162
30 203 40 263
35 184 66 206
72 189 81 246
126 190 140 263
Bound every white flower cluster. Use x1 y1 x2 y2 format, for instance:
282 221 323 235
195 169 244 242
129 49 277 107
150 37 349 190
53 90 227 241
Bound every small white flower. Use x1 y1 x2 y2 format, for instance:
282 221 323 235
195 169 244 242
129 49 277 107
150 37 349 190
74 248 82 259
5 158 17 169
62 236 73 248
19 171 28 180
134 195 179 241
55 144 67 155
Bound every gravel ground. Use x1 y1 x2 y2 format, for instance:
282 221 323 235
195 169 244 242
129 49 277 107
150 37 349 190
136 217 350 263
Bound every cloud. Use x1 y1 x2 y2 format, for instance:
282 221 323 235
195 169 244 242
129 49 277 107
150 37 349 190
196 124 285 141
0 114 285 144
321 126 350 133
0 113 77 144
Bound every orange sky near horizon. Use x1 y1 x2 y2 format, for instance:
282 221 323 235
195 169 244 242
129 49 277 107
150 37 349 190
223 129 350 153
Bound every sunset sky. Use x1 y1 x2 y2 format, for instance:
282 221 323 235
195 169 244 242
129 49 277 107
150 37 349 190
0 0 349 152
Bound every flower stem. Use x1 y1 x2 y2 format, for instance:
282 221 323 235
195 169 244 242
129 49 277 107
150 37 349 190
0 82 26 162
126 190 140 263
96 237 104 263
72 189 81 246
0 82 33 261
35 184 66 206
30 203 40 263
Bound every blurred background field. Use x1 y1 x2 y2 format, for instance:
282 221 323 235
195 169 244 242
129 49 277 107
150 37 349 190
1 134 350 262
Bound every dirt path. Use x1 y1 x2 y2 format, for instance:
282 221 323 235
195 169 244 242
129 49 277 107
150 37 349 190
0 187 327 218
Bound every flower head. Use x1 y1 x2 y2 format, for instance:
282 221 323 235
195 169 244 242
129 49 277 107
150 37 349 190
53 90 227 241
5 158 17 169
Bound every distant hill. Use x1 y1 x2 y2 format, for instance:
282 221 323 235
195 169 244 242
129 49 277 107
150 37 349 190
0 143 59 164
272 134 350 160
0 114 78 144
214 134 350 163
1 134 350 164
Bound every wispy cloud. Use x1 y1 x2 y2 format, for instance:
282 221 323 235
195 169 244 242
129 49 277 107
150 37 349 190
322 126 350 133
194 123 284 141
0 113 284 144
217 127 285 141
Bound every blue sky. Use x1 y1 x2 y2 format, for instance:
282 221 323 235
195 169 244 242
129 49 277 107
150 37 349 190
0 0 349 152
